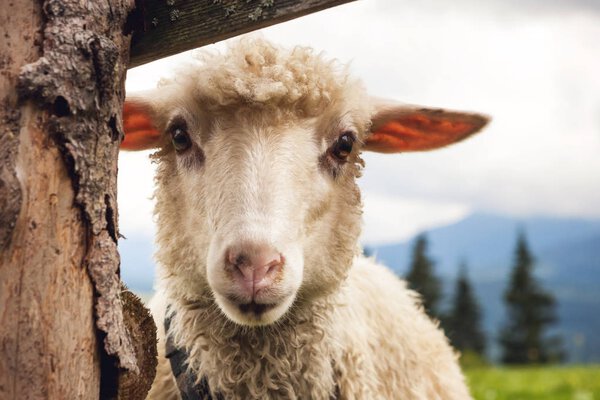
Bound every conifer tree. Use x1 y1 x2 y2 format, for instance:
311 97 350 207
499 231 562 364
445 262 486 356
405 233 442 318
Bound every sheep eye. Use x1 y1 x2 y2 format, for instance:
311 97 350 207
330 132 355 161
171 127 191 153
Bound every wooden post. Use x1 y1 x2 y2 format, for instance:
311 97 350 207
0 1 139 398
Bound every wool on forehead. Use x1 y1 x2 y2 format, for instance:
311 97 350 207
159 37 366 117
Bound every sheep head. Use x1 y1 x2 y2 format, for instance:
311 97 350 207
122 39 488 327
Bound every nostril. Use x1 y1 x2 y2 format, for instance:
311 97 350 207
236 255 250 268
265 255 284 275
228 250 247 267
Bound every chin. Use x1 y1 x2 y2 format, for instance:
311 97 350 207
214 292 296 327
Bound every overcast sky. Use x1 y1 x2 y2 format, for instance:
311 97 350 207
119 0 600 245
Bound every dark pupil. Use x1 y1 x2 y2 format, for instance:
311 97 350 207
172 128 191 151
333 134 354 159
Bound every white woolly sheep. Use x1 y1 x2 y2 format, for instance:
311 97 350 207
122 38 488 400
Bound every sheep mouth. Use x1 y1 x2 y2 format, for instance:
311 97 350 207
237 301 276 316
216 292 296 326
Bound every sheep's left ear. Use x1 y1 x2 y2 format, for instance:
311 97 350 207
364 100 490 153
121 97 161 151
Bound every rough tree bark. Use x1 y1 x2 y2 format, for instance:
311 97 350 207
0 1 153 399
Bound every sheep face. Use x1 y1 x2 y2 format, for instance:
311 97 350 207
154 102 367 327
122 39 489 327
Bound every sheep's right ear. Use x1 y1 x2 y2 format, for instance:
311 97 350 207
365 100 490 153
121 98 161 151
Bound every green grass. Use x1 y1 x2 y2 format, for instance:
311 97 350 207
466 365 600 400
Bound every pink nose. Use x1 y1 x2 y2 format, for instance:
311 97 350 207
226 243 284 297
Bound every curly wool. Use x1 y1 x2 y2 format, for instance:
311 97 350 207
149 260 470 400
161 38 359 118
166 295 339 399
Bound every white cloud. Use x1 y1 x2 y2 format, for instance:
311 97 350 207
118 151 156 237
360 192 470 245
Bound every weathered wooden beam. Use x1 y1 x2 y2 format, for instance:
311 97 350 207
128 0 356 68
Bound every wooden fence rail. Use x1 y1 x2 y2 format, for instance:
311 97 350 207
129 0 355 68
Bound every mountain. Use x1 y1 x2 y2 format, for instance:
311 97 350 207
369 213 600 363
119 212 600 363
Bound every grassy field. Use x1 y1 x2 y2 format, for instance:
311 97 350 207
466 366 600 400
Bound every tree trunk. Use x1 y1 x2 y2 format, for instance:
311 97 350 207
0 1 139 398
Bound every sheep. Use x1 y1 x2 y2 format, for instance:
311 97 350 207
121 38 489 400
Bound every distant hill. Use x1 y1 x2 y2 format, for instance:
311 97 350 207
369 213 600 363
120 212 600 363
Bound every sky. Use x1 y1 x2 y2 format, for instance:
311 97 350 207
119 0 600 246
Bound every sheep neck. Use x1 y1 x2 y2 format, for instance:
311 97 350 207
166 294 342 399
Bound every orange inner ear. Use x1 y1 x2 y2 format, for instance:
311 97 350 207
366 112 486 153
121 101 161 151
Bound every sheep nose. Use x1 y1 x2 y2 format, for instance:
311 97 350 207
226 244 284 296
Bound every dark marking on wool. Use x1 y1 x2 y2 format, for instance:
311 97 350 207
165 307 220 400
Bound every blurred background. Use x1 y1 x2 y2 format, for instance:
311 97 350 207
119 1 600 398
